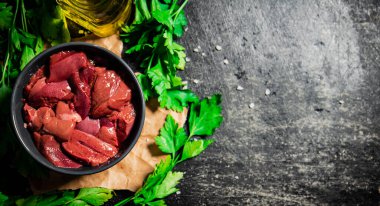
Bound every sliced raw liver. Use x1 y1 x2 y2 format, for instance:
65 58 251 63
43 117 76 141
69 129 117 157
33 132 42 150
28 78 73 108
109 103 136 143
40 135 82 168
75 117 100 136
47 52 89 82
62 141 109 166
23 103 38 128
50 51 75 64
91 70 132 118
71 72 91 119
23 104 55 130
97 126 118 147
100 117 114 127
80 65 96 87
56 101 82 122
24 66 45 96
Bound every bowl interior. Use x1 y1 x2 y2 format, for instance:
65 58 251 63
11 42 145 175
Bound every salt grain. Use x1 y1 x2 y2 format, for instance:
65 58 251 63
223 59 229 65
265 89 271 95
197 45 201 49
235 176 239 179
339 100 344 105
236 85 244 91
249 103 255 109
193 48 200 53
193 79 200 84
215 45 222 51
185 57 191 62
202 52 206 56
182 80 188 89
176 191 181 195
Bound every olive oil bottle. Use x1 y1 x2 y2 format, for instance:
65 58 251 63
57 0 132 37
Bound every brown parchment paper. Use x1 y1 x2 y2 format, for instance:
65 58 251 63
29 34 188 193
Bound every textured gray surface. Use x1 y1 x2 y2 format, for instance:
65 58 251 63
167 0 380 205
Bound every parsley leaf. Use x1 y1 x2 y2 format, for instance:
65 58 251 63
16 192 74 206
0 3 12 30
152 10 173 28
189 94 223 137
181 139 215 161
173 10 187 37
20 45 35 70
158 89 198 112
137 172 183 204
155 115 188 155
147 60 171 95
16 188 112 206
11 27 21 51
153 171 183 198
137 73 154 101
73 188 113 206
141 156 173 192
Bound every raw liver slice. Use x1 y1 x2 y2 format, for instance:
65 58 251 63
109 103 135 143
24 66 45 96
23 104 55 131
40 135 82 168
50 51 75 64
62 141 109 166
56 101 82 122
80 65 96 87
71 72 91 119
23 103 38 128
28 78 73 108
91 70 132 117
69 129 117 157
33 132 42 150
75 117 100 136
43 117 76 141
97 126 118 147
47 52 89 82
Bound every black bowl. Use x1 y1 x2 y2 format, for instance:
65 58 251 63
11 42 145 175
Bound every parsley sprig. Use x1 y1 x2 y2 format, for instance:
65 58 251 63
121 0 198 112
116 94 223 205
15 188 113 206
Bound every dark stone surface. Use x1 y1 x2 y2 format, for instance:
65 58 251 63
167 0 380 205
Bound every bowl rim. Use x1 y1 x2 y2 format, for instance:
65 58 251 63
10 42 145 175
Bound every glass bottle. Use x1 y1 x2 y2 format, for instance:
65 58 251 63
57 0 132 37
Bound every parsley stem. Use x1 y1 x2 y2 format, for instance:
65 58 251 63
114 196 133 206
169 0 179 12
20 0 27 32
172 0 189 20
1 0 19 86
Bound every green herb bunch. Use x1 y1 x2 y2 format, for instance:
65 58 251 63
0 0 71 192
121 0 198 112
